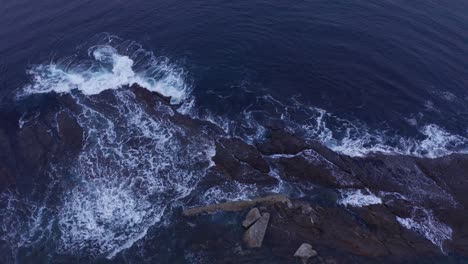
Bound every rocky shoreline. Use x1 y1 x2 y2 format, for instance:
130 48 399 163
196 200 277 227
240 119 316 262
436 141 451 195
1 85 468 263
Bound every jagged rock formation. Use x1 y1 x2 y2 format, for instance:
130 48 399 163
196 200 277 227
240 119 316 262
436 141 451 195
2 84 468 263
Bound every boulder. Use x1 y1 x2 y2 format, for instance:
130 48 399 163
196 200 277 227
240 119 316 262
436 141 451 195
242 208 262 228
243 213 270 248
294 243 317 263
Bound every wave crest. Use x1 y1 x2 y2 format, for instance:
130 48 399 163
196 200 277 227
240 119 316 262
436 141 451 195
22 35 189 104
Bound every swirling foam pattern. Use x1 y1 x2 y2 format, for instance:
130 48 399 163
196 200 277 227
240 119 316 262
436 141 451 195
3 35 215 259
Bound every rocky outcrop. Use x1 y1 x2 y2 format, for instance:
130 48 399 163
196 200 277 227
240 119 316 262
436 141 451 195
3 84 468 263
256 126 310 155
181 194 447 263
211 140 277 185
219 138 270 173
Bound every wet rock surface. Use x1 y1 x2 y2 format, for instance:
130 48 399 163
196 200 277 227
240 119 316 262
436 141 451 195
1 85 468 263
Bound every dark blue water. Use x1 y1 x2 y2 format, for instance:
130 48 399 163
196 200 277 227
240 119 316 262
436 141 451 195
2 0 468 134
1 0 468 262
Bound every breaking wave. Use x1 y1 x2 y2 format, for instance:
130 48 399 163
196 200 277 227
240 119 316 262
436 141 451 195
2 89 216 259
55 91 215 258
199 94 468 159
3 35 215 259
21 34 189 104
327 123 468 158
19 34 468 159
2 34 467 261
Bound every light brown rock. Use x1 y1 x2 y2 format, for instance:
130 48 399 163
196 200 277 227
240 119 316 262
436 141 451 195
294 243 317 263
243 213 270 248
242 208 262 228
182 195 290 216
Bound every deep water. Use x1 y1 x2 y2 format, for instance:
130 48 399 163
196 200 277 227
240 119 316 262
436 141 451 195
1 0 468 138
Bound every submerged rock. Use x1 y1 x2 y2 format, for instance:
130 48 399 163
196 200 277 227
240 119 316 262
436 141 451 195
243 213 270 248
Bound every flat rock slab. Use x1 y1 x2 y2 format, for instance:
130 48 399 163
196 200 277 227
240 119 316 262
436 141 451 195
243 213 270 248
183 195 291 217
242 208 262 228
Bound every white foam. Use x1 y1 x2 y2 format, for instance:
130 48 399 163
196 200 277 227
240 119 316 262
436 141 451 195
6 35 209 259
329 124 468 158
197 93 468 159
22 38 189 104
53 91 214 258
396 208 452 253
6 84 213 259
201 177 282 206
338 189 382 207
5 34 468 261
202 182 260 204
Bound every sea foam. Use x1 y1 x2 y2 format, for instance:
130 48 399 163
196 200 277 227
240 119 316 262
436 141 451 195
22 36 189 104
197 93 468 159
338 189 382 207
397 207 452 253
21 34 468 159
6 35 213 259
6 34 467 261
54 91 215 258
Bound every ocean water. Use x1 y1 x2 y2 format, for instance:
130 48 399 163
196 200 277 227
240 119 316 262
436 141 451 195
1 0 468 263
1 0 468 157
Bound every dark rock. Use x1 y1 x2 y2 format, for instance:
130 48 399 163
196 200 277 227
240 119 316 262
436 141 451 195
4 83 468 263
257 129 309 155
130 83 172 105
416 154 468 208
243 213 270 248
242 208 262 228
16 121 55 172
212 141 277 185
219 137 270 173
434 208 468 257
264 199 441 261
276 153 361 188
56 110 83 154
0 128 15 189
